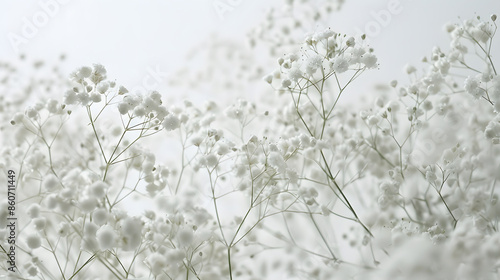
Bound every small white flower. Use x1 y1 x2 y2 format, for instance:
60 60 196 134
46 99 60 114
90 181 108 199
331 56 349 73
147 252 168 276
90 93 102 103
405 64 417 74
205 154 218 168
10 112 24 125
33 217 47 230
464 76 484 99
281 79 292 88
25 106 38 119
27 204 41 218
43 174 62 192
25 263 38 276
58 222 71 237
118 103 130 115
263 74 273 84
177 227 194 247
361 53 378 68
92 208 109 225
26 233 42 249
77 66 92 78
120 217 143 251
268 151 287 173
64 90 78 105
346 36 355 47
96 225 117 250
97 82 109 94
287 67 303 82
79 197 97 213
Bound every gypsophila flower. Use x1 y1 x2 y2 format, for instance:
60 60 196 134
79 197 98 213
305 54 324 75
96 225 117 250
43 174 62 191
485 114 500 144
90 181 108 199
405 64 417 74
361 53 378 68
177 227 194 247
268 151 287 173
70 66 92 81
147 252 168 276
2 11 500 280
25 106 38 119
58 222 71 237
464 76 484 99
331 56 349 73
288 67 303 82
92 208 109 225
263 74 273 84
27 204 41 218
24 263 38 276
97 82 109 94
33 217 47 230
10 112 25 125
120 217 143 251
90 64 107 84
163 114 180 130
26 233 42 249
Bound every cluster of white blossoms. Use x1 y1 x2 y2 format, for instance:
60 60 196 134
264 28 377 92
169 0 347 101
64 64 110 106
485 113 500 143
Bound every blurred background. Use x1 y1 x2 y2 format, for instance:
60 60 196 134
1 0 499 104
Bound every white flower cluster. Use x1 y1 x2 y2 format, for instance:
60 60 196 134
249 0 345 56
64 64 112 106
3 10 500 280
264 28 377 91
485 114 500 144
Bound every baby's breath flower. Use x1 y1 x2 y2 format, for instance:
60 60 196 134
120 217 143 251
33 217 47 230
147 252 168 276
177 227 194 247
118 85 128 95
92 208 109 225
263 74 273 84
288 67 303 82
79 197 98 213
361 53 378 68
464 76 484 99
90 181 108 199
90 64 107 84
25 106 38 119
96 225 117 250
27 204 41 218
63 89 78 105
331 56 349 73
163 114 180 131
26 234 42 249
405 64 417 74
281 79 292 87
305 54 324 75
